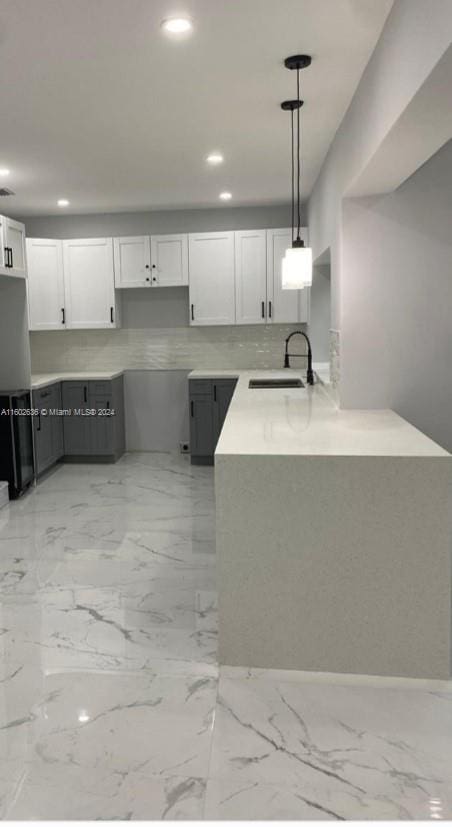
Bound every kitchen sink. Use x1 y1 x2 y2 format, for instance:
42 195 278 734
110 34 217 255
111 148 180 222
248 378 304 389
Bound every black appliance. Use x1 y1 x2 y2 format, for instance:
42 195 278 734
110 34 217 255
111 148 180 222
0 390 34 499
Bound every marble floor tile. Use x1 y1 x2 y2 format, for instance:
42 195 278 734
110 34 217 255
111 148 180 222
0 596 217 671
7 764 206 820
209 673 452 820
25 670 216 778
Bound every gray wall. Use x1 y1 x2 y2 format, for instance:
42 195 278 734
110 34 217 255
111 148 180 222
21 204 297 239
341 138 452 451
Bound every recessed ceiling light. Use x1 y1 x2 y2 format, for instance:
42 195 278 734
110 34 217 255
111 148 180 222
219 192 232 201
206 152 224 165
57 198 69 207
161 16 193 35
0 168 10 177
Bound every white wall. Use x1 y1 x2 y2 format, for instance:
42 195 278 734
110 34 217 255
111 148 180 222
308 0 452 333
341 139 452 452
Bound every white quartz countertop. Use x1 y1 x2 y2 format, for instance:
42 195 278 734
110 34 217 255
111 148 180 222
188 363 330 382
215 370 449 458
31 371 123 390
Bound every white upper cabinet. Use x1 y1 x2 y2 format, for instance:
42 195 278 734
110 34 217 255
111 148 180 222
114 236 151 288
63 238 118 329
266 228 309 324
0 216 27 278
114 234 188 288
150 234 188 287
235 230 267 325
188 232 235 326
26 239 65 331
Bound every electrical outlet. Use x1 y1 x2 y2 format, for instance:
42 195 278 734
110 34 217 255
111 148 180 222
180 442 190 454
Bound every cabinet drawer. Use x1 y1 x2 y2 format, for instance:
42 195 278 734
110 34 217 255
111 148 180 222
189 379 212 397
35 385 55 402
89 380 112 397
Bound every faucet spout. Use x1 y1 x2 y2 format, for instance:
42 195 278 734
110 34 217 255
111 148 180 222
283 330 314 385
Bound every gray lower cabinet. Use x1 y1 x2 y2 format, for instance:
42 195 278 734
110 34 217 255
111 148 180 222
33 382 64 476
189 377 237 465
62 376 125 461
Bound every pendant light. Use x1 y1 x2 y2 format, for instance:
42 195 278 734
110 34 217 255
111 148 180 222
281 55 312 290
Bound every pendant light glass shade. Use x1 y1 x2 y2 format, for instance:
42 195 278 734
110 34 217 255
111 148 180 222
282 245 312 289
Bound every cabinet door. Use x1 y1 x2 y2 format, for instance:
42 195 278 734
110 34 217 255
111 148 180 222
235 230 267 324
50 383 64 460
33 387 53 474
213 379 237 443
62 382 92 455
190 396 215 458
4 217 27 278
188 232 235 325
114 236 151 288
89 385 115 455
26 239 66 330
150 234 188 287
63 238 117 329
266 228 306 324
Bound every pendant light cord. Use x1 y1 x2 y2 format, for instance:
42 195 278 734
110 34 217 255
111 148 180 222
291 108 295 245
296 66 301 240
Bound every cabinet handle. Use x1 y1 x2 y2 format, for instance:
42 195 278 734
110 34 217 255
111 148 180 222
110 306 114 324
37 412 41 432
3 247 8 267
61 307 65 325
213 384 217 402
191 304 194 321
268 300 272 319
9 247 13 268
261 301 265 319
83 386 87 403
190 400 194 418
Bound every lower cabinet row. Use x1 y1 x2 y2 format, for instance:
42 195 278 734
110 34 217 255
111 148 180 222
189 377 237 465
32 377 125 476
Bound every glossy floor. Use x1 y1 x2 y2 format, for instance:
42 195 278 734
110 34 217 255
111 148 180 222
0 452 451 820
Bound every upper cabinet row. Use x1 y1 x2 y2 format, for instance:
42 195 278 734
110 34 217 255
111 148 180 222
113 227 309 325
26 228 308 331
0 216 27 278
189 228 308 326
27 233 189 330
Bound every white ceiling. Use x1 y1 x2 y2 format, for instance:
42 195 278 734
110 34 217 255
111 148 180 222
0 0 393 216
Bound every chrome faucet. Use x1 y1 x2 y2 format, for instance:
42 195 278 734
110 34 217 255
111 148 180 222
284 331 314 385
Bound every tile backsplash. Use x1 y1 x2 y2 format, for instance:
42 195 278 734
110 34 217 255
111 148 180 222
30 325 307 373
